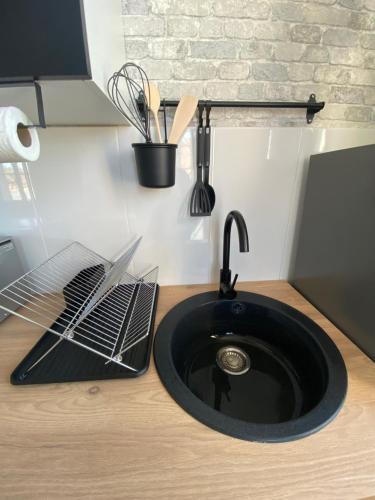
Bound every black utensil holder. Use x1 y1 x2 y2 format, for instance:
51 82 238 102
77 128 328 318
132 143 177 188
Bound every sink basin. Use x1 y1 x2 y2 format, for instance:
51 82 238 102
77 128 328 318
154 291 347 442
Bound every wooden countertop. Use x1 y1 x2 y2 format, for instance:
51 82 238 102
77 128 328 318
0 281 374 500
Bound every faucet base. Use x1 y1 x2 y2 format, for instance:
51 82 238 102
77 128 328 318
219 289 237 300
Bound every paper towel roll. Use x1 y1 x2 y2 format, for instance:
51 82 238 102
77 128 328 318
0 107 40 163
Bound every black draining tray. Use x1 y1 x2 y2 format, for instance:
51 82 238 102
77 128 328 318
11 285 159 385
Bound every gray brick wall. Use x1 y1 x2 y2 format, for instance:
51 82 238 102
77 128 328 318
122 0 375 126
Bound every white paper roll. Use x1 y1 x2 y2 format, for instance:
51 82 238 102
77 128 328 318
0 107 40 163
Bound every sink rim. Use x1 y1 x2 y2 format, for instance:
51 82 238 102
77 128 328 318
154 290 347 443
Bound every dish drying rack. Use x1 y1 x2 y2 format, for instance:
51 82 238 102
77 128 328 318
0 238 159 385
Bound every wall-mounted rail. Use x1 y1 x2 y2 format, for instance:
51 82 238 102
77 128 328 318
140 93 324 124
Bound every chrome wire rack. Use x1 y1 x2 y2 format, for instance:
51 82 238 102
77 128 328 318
0 239 159 382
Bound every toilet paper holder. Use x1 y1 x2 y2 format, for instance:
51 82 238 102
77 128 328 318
0 80 46 129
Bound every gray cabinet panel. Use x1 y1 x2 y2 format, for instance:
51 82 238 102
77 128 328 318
290 144 375 361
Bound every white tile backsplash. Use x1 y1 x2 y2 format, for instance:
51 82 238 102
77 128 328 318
118 127 211 285
3 127 130 268
211 127 303 282
1 126 374 284
0 162 47 270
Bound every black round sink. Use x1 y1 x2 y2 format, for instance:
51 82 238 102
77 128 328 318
154 291 347 443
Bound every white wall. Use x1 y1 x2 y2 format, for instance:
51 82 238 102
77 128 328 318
1 126 374 285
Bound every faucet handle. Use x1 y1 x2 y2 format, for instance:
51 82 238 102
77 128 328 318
219 271 239 299
230 274 238 292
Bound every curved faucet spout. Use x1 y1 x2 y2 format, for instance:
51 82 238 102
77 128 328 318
220 210 249 299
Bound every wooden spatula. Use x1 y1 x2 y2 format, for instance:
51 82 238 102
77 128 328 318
145 82 162 143
168 96 198 144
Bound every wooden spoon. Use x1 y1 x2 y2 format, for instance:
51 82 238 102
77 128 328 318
145 82 162 143
168 96 198 145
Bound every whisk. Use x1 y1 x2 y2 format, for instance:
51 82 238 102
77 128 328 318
107 63 152 143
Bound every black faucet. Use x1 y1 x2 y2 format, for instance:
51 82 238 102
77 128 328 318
219 210 249 299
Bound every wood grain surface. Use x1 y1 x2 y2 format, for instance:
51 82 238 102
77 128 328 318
0 281 374 500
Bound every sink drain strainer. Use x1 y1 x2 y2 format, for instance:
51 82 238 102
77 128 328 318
216 346 250 376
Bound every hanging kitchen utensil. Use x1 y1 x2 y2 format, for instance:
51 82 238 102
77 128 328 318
190 105 211 217
168 95 198 145
145 82 162 143
107 62 152 143
203 104 216 212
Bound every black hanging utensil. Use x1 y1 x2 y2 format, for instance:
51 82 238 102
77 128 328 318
203 104 216 212
190 105 211 217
